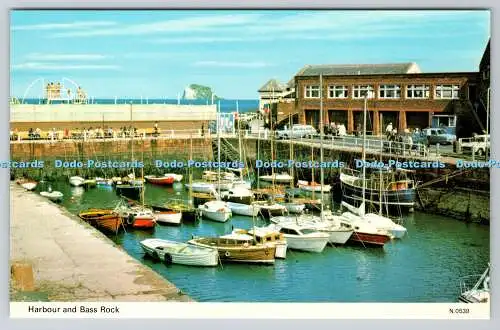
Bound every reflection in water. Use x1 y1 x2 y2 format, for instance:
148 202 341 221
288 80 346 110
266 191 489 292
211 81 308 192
48 180 490 303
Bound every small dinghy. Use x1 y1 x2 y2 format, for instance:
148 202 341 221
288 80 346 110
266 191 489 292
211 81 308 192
198 200 232 222
17 179 37 191
154 209 182 226
40 190 63 202
140 238 219 267
226 202 261 217
145 175 175 185
69 176 85 187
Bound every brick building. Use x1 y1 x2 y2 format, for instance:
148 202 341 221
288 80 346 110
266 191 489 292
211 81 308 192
292 62 480 137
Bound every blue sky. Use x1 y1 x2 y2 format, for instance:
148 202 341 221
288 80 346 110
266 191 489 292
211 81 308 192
10 10 490 99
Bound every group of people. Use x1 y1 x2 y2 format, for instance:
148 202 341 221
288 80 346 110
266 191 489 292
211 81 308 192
325 122 347 136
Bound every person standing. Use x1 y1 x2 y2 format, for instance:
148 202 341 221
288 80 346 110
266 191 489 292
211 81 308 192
385 122 393 138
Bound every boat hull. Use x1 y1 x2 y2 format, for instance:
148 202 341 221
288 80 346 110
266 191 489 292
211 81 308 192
227 202 260 217
222 195 253 205
116 185 142 200
281 203 305 214
69 176 85 187
21 182 37 191
341 175 416 208
284 235 329 253
155 211 182 226
140 240 218 267
348 231 391 247
132 217 156 229
321 229 354 245
188 239 275 264
200 209 231 222
145 176 175 185
259 206 286 219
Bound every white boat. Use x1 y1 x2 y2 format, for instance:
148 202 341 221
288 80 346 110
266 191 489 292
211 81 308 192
140 238 218 267
259 172 294 183
342 201 407 239
212 180 234 191
254 202 287 219
95 177 113 186
40 190 64 202
69 176 85 187
275 213 354 245
21 182 37 191
221 227 288 259
154 210 182 226
185 182 215 193
268 223 329 253
198 200 232 222
280 202 305 214
202 170 237 181
297 180 331 192
459 264 490 303
221 187 254 204
226 202 261 217
165 173 183 182
231 180 252 190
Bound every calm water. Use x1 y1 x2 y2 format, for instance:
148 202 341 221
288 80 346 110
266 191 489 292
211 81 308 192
44 180 489 302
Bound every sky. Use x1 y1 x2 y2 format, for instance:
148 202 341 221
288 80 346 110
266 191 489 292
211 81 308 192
10 10 490 99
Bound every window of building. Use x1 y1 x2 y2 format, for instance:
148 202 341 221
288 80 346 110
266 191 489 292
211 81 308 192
328 85 348 99
379 85 401 99
304 85 320 98
435 85 460 99
406 85 430 99
352 85 374 99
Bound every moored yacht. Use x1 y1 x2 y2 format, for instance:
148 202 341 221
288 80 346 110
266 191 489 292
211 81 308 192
268 223 330 253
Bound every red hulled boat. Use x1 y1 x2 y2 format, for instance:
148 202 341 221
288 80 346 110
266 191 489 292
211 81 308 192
144 175 175 185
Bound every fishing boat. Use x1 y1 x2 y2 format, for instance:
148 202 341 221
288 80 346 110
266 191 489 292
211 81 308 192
154 209 182 226
188 236 276 264
17 179 37 191
254 201 287 219
268 223 330 253
78 209 123 234
140 239 218 267
130 207 157 229
198 200 232 222
226 202 261 217
297 180 331 193
185 182 215 194
259 172 293 183
69 176 85 187
164 173 183 182
220 187 254 205
340 168 416 209
458 264 490 303
144 175 175 185
40 189 63 202
223 227 288 259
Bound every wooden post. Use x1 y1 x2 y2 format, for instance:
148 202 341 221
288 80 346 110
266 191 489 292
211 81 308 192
399 110 407 132
11 262 35 291
373 110 380 136
347 110 354 134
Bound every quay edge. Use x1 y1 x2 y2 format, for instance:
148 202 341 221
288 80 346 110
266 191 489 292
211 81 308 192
10 183 192 302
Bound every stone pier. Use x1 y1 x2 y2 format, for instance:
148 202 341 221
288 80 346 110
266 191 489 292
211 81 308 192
10 183 192 302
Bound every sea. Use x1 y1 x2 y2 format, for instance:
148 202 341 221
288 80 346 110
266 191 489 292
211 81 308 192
20 98 259 114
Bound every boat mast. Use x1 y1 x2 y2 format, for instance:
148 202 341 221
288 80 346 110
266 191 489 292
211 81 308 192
379 112 383 216
217 100 221 200
237 100 243 181
257 113 261 189
289 113 294 189
361 93 367 216
271 86 275 199
130 102 135 179
319 74 324 220
189 133 193 205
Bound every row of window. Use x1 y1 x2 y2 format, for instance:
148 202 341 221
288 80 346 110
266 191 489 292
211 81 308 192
304 84 461 100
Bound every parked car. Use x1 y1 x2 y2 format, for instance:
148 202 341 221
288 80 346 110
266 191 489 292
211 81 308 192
421 128 456 145
276 124 318 139
459 134 490 156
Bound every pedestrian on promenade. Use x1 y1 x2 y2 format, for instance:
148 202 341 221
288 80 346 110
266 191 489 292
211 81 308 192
385 122 393 138
201 123 205 137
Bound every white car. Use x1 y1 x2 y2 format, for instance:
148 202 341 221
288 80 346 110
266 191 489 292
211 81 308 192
459 134 490 156
277 124 317 139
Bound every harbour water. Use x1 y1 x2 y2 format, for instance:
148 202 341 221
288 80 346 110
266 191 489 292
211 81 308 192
47 180 489 303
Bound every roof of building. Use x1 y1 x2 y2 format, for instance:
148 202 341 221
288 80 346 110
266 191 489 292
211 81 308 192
294 62 421 77
258 79 287 92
